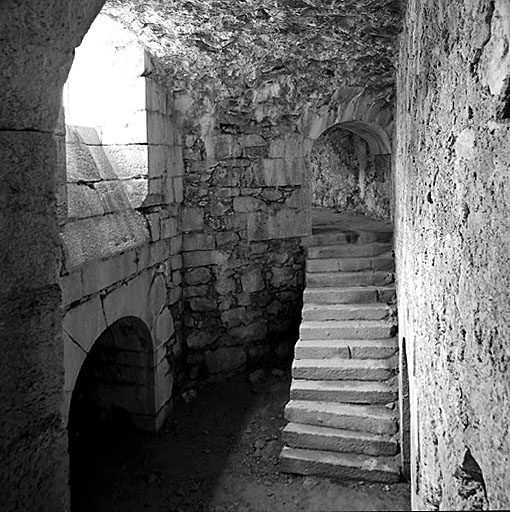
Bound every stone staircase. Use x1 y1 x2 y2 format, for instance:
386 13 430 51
280 222 401 483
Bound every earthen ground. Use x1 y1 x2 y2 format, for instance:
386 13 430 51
70 366 410 511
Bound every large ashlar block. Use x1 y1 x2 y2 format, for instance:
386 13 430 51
168 147 185 177
94 144 149 180
146 78 167 114
62 210 150 268
63 332 87 393
135 240 171 272
63 296 107 354
154 357 173 412
268 135 306 158
152 307 175 349
247 208 309 241
61 270 83 307
148 111 172 145
100 110 148 145
66 183 104 219
80 250 138 297
249 158 305 186
182 207 204 231
102 272 152 326
148 144 167 178
66 139 103 182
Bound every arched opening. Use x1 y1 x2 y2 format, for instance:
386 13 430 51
309 122 392 222
68 316 156 510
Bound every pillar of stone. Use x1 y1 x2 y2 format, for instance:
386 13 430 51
0 2 105 510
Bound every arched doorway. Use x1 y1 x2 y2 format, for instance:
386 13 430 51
309 122 392 221
68 316 156 510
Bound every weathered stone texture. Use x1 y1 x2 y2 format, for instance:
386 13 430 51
311 128 391 220
396 0 510 509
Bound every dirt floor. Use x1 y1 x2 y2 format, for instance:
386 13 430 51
70 365 411 512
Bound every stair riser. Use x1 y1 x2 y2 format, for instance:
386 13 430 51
290 386 397 404
307 256 394 273
312 231 392 246
293 366 395 381
279 454 400 483
295 345 397 360
308 243 392 259
283 429 398 457
285 405 397 435
304 288 396 304
300 324 396 341
307 272 394 288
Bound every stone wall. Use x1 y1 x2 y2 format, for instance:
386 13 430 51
181 127 306 383
311 127 392 219
396 0 510 509
60 15 183 432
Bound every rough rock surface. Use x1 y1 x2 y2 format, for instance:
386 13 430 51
311 127 392 219
396 0 510 509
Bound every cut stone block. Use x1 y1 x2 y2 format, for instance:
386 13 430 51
306 254 395 273
308 242 393 259
294 338 398 360
284 400 398 435
311 230 392 246
306 271 394 288
283 423 398 456
299 320 396 341
279 447 400 483
304 286 395 305
302 303 392 322
292 357 396 381
290 379 397 404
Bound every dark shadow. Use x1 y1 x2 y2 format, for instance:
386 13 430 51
69 316 156 512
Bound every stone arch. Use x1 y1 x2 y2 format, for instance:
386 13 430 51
68 316 156 433
301 87 393 155
301 89 394 220
307 122 393 219
63 270 174 432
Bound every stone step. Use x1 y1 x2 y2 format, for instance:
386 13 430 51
304 286 396 304
279 446 400 483
308 242 393 260
292 357 396 381
311 230 392 246
306 271 394 288
290 379 397 404
283 422 398 456
307 254 394 273
300 320 396 341
302 303 393 322
295 338 398 360
284 400 398 435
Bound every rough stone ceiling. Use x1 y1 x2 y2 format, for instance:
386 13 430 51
105 0 403 119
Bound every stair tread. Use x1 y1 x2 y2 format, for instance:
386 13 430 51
280 446 400 471
305 285 395 292
297 338 397 346
308 242 392 250
286 400 395 419
300 319 395 328
307 270 393 277
291 379 396 392
303 303 390 310
283 422 397 442
293 358 396 369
